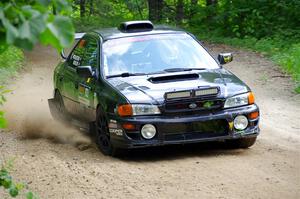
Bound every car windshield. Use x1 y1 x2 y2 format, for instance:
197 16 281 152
102 33 219 77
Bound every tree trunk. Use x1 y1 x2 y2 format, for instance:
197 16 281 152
135 0 144 19
206 0 218 26
176 0 184 25
189 0 198 19
206 0 218 6
148 0 164 22
80 0 86 18
52 5 56 15
191 0 198 5
89 0 94 16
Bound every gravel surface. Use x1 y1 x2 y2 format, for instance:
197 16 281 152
0 44 299 199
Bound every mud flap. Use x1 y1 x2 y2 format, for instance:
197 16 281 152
48 98 69 122
48 98 91 132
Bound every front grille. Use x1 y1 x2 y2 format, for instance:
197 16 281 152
163 99 224 114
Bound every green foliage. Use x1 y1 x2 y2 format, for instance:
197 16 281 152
191 29 300 93
71 0 145 32
0 46 24 129
0 160 38 198
273 44 300 92
40 15 75 50
0 86 11 128
186 0 300 93
190 0 300 40
0 46 24 85
0 111 6 128
0 0 75 52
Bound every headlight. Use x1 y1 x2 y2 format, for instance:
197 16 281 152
117 104 161 116
224 92 255 108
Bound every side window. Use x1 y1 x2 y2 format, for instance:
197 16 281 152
68 36 98 69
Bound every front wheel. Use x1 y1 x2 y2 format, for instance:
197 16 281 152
226 137 257 149
95 109 121 156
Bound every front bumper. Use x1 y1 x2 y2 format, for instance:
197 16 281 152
109 104 260 149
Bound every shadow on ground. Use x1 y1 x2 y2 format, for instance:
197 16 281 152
114 141 249 162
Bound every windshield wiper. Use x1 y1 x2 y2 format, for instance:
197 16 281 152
163 67 206 73
106 72 146 79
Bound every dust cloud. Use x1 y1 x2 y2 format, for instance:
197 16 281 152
5 108 92 150
3 46 92 150
20 113 91 150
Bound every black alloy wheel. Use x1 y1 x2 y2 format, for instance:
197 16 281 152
95 109 121 156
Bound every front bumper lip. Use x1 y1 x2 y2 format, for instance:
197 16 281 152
112 130 259 149
109 104 260 149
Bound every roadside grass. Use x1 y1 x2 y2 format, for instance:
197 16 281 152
0 47 24 85
0 47 24 128
190 29 300 93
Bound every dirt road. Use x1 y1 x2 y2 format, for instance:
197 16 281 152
1 44 299 199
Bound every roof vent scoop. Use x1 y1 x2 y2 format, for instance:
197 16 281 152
119 20 154 33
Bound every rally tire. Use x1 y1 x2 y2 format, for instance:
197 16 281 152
95 109 121 156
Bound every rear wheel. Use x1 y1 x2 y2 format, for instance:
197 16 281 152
95 109 121 156
226 137 257 148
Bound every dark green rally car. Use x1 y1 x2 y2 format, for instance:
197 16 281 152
48 21 260 156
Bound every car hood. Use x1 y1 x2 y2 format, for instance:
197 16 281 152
106 69 250 104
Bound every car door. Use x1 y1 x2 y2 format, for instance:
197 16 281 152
61 35 91 118
76 35 99 122
59 40 84 116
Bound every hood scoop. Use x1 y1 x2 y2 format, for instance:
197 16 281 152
148 73 199 84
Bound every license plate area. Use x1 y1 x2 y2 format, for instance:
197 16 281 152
160 119 229 141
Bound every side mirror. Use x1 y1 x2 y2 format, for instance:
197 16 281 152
76 66 94 78
60 50 67 60
218 53 233 65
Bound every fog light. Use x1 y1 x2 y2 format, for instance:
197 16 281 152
141 124 156 139
234 115 248 130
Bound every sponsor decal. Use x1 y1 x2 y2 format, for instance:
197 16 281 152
203 101 214 108
108 122 118 129
109 128 123 136
79 85 85 93
78 84 91 106
228 121 234 131
79 39 87 48
85 88 89 97
72 54 81 61
73 60 80 66
224 56 232 63
72 55 81 66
